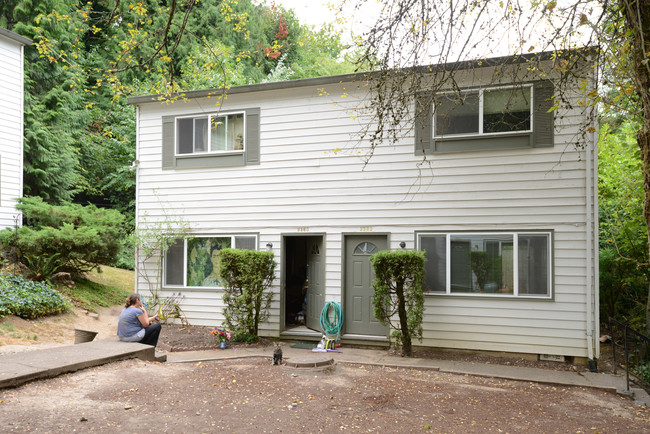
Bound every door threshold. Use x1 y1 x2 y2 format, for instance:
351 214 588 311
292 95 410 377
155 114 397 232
281 329 321 338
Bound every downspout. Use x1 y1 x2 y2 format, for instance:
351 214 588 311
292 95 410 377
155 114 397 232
134 105 140 294
18 44 25 217
585 62 599 365
585 120 594 362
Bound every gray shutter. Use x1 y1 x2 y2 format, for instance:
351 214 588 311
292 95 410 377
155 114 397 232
245 108 261 165
414 93 433 155
162 115 175 169
533 81 554 148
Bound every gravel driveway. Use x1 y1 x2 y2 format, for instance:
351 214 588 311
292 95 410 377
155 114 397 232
1 358 648 433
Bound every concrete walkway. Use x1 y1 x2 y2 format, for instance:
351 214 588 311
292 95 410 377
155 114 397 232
1 340 648 406
0 339 165 389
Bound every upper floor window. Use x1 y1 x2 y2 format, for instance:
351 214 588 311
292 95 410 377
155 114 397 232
162 107 260 170
176 112 245 155
434 85 532 138
415 81 554 154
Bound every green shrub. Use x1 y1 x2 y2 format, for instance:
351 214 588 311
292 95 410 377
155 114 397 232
115 236 135 270
0 197 125 278
370 250 426 357
232 331 258 344
219 249 277 337
0 274 69 319
632 361 650 385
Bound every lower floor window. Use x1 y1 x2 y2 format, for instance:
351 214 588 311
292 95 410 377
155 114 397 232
164 235 257 288
418 232 551 297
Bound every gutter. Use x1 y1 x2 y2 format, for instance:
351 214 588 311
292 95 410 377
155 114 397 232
127 47 598 106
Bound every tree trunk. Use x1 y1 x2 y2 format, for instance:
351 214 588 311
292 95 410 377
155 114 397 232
395 280 412 356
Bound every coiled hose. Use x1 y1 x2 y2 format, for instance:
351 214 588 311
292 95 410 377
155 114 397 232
320 301 344 342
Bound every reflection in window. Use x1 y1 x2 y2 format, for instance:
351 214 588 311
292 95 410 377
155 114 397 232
177 112 245 155
164 235 257 288
483 87 531 133
434 91 479 136
418 232 551 297
434 85 532 137
187 237 231 287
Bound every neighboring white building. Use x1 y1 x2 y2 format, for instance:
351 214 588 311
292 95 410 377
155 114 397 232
129 51 599 362
0 27 30 229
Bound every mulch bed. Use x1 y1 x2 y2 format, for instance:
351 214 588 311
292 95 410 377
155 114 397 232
158 324 273 352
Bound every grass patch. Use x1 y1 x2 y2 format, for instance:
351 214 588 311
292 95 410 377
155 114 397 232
84 265 135 293
60 278 130 312
0 322 15 332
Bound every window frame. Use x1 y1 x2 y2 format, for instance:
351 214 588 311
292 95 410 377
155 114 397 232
175 111 246 157
414 80 554 155
163 234 259 289
433 84 533 139
416 231 553 299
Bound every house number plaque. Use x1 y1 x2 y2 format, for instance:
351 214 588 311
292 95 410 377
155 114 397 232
360 226 373 232
297 227 309 232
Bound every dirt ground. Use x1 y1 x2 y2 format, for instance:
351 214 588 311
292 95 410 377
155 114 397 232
1 357 649 433
2 308 647 432
0 306 122 354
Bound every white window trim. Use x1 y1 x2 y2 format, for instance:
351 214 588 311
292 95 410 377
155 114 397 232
433 84 534 139
175 111 246 157
419 231 552 299
163 234 258 289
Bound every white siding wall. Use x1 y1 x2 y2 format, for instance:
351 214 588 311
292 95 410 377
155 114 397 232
135 74 597 358
0 35 24 229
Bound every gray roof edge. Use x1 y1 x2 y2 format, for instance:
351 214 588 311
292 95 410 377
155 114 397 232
127 71 367 104
127 47 597 106
0 27 32 45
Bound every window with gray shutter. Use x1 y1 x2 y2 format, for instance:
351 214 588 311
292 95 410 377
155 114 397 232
415 81 554 154
162 107 261 169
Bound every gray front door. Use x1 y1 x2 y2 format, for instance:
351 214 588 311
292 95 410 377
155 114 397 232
306 236 325 331
344 235 388 336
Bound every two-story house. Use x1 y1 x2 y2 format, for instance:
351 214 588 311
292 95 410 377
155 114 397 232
129 51 599 363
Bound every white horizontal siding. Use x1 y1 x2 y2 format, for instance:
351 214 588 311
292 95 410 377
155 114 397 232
134 70 597 357
0 36 24 229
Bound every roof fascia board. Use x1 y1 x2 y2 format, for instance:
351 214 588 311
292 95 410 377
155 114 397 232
0 27 32 46
128 47 596 106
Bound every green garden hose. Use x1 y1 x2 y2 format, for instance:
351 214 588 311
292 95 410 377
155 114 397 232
320 301 344 342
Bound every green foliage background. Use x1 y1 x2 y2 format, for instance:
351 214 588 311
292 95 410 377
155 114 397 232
598 121 649 330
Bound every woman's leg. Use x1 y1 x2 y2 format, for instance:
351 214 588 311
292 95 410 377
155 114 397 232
140 323 161 346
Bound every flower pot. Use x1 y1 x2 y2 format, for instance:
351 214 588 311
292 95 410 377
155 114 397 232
220 341 226 349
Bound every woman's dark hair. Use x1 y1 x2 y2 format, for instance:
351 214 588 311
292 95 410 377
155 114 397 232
125 293 141 308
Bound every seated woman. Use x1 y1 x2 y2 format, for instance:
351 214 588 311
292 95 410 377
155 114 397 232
117 294 161 346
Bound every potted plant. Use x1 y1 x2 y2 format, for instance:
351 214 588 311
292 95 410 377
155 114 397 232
210 328 231 349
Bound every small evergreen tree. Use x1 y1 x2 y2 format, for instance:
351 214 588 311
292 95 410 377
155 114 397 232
219 249 276 339
0 197 125 278
370 250 426 356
